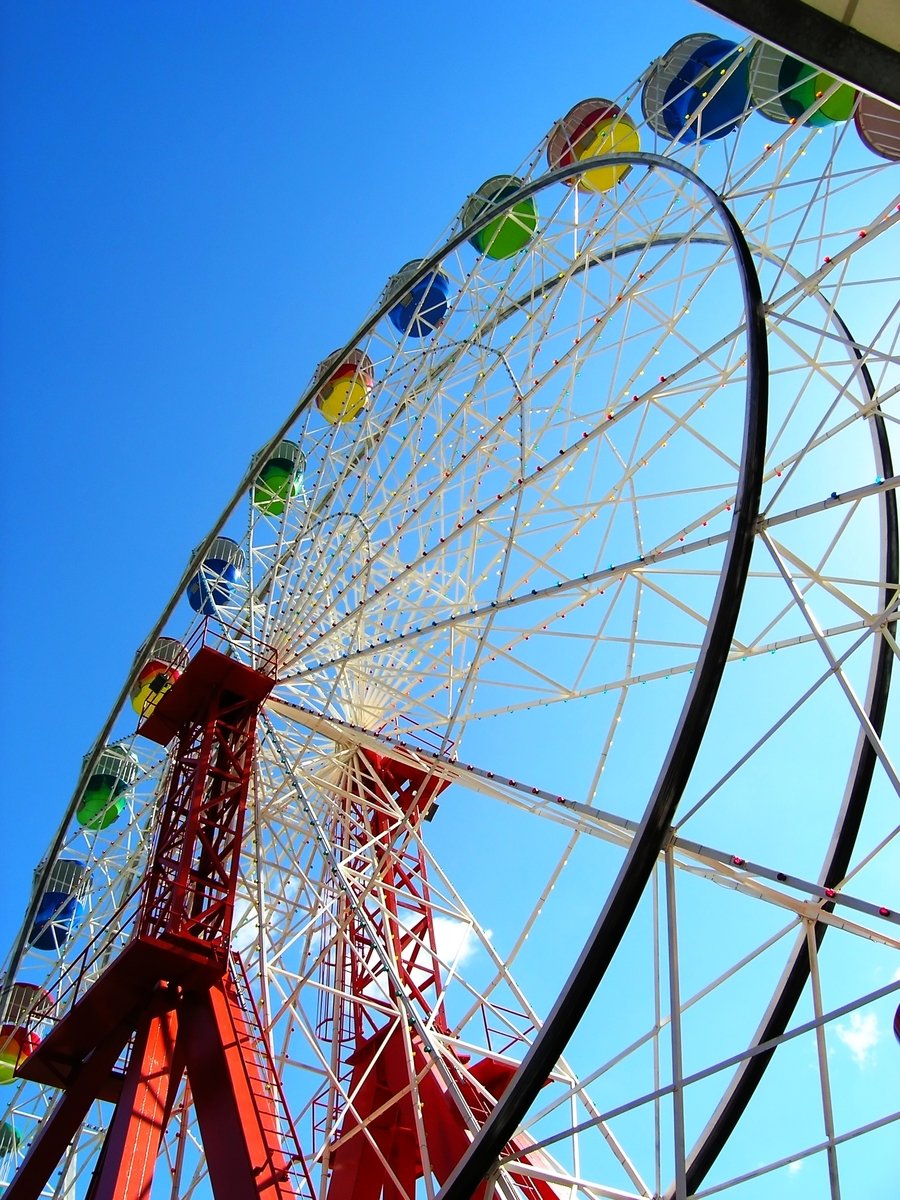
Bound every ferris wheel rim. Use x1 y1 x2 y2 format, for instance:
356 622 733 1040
3 64 899 1198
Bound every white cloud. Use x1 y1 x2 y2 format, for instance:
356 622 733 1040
835 1011 879 1066
433 916 479 968
354 915 481 1002
787 1160 803 1176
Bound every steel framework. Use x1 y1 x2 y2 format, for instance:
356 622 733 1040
8 646 314 1200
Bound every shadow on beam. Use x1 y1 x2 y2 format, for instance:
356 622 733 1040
699 0 900 106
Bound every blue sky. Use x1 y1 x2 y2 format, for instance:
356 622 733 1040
1 4 897 1197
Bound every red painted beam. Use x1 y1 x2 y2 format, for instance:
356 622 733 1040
88 1003 183 1200
179 976 300 1200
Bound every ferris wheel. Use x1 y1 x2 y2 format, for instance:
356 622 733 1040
1 30 898 1200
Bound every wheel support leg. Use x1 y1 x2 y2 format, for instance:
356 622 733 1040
86 1004 183 1200
178 977 297 1200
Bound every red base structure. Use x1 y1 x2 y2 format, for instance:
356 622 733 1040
318 748 560 1200
329 1024 559 1200
10 645 313 1200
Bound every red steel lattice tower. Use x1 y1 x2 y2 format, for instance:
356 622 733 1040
9 640 314 1200
318 747 560 1200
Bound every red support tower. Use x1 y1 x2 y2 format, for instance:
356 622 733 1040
319 747 561 1200
10 640 314 1200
